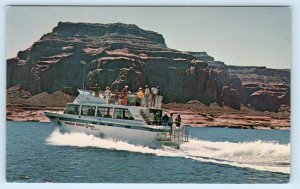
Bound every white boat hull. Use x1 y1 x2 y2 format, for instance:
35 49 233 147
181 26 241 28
57 120 160 147
46 112 185 148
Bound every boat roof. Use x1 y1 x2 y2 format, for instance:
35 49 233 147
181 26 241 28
68 101 148 110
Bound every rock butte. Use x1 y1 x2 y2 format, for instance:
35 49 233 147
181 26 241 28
7 22 290 113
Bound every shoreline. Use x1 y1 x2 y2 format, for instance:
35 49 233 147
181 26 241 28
6 104 290 130
6 105 63 123
162 103 290 130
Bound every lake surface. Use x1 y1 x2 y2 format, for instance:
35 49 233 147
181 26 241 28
6 121 290 183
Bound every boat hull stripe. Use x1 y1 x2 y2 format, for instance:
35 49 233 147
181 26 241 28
47 114 169 132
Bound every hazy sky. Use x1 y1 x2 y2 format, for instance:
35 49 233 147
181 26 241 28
6 6 291 69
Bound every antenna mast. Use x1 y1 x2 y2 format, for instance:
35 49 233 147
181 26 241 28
80 61 86 91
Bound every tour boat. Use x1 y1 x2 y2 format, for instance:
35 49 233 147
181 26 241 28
44 89 189 149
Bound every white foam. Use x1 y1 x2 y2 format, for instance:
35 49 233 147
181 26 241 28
180 139 290 174
46 128 177 157
46 129 290 174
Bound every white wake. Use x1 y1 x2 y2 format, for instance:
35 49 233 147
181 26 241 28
46 129 290 174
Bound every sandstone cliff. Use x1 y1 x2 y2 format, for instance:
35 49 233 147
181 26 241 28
7 22 290 112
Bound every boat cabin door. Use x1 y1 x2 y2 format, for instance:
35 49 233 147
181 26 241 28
148 108 162 125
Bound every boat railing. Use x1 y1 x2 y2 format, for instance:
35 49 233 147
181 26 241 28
182 126 190 142
161 125 189 142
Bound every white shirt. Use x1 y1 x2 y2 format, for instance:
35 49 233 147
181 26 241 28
145 88 150 95
151 87 157 95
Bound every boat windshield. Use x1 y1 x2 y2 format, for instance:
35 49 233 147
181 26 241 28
64 104 80 115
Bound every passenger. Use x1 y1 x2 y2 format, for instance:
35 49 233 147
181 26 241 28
74 106 79 115
104 87 111 104
87 108 94 116
110 93 115 104
97 109 102 117
168 113 173 127
144 85 150 107
137 87 144 106
155 86 160 108
94 83 100 97
122 85 129 105
161 112 169 126
114 90 119 105
156 86 160 95
127 91 134 105
170 113 175 135
175 115 182 127
131 93 137 106
151 85 157 107
91 107 95 116
154 113 160 125
148 112 154 125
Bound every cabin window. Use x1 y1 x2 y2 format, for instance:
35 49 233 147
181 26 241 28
113 108 123 119
124 109 134 120
64 104 80 115
97 107 113 118
113 108 134 120
81 105 96 116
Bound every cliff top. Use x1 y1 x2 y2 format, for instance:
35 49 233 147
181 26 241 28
46 22 166 46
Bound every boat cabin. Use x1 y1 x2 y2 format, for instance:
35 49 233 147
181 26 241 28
62 89 171 126
63 103 172 126
63 103 145 121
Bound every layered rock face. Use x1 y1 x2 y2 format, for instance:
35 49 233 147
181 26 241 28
7 22 290 112
227 66 290 112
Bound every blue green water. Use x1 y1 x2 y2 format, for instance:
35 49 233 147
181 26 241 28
6 121 290 183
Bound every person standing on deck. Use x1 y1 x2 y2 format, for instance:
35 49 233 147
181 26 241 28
175 115 182 127
155 86 160 108
151 85 157 107
169 113 175 134
104 87 111 104
161 112 169 126
148 112 154 125
122 85 129 105
93 83 100 97
144 85 150 107
154 112 161 125
168 113 174 127
114 90 119 105
137 87 144 106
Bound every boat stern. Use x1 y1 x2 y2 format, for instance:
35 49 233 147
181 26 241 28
154 126 190 149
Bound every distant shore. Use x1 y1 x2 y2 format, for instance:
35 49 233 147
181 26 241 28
6 105 63 123
163 102 290 130
6 102 290 130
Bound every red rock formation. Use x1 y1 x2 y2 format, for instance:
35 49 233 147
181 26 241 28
227 66 290 112
6 22 290 111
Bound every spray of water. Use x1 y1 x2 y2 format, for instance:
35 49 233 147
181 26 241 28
46 129 290 174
